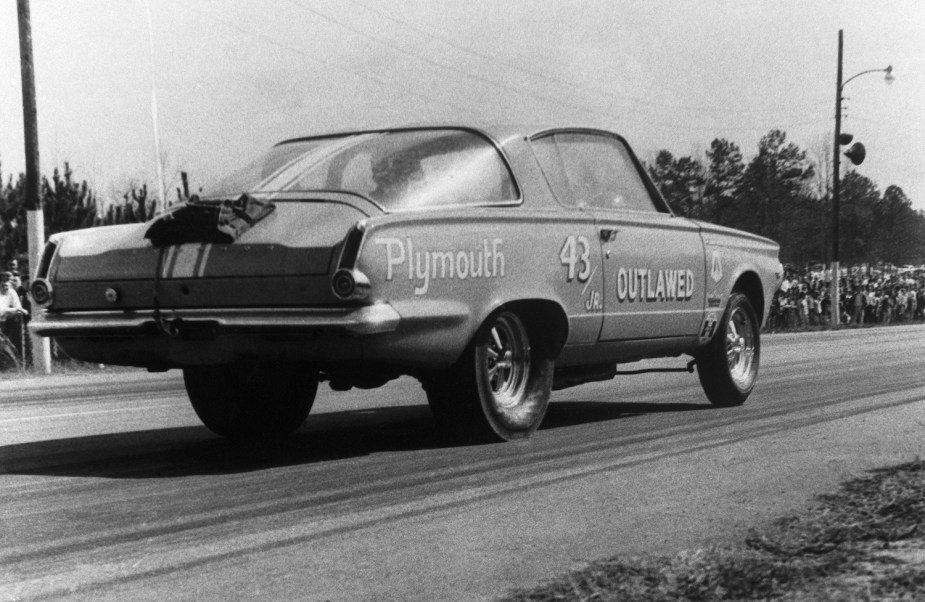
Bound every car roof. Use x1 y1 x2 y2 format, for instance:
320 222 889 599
276 121 628 147
274 121 667 214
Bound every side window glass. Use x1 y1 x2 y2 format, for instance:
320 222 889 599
532 133 658 213
530 135 573 206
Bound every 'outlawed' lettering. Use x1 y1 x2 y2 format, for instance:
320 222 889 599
616 267 694 302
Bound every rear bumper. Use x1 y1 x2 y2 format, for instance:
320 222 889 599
29 304 402 338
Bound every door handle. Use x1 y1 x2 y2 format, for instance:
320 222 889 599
600 228 619 242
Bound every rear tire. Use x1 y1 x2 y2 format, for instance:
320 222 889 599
183 361 318 441
425 310 553 442
696 292 760 407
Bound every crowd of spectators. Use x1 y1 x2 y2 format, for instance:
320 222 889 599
767 265 925 331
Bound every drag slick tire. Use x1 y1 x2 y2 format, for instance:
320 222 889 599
183 361 318 441
696 292 760 407
425 310 553 442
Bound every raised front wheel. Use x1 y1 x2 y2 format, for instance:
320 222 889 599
696 292 760 406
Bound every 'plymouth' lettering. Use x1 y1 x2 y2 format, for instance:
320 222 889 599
376 237 505 295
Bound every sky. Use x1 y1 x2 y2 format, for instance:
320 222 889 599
1 0 923 209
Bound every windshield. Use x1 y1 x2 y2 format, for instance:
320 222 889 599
203 129 519 212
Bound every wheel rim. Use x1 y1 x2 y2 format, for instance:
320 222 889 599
484 314 530 411
726 306 756 388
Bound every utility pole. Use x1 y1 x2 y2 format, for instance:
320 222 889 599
144 0 167 214
831 29 844 327
17 0 52 373
830 29 893 328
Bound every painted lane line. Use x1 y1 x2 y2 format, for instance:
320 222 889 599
0 404 177 424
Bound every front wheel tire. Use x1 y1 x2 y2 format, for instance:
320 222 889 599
425 310 553 442
696 292 760 407
183 361 318 441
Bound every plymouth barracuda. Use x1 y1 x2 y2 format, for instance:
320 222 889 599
29 124 783 442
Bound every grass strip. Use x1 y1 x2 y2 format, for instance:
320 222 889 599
500 459 924 601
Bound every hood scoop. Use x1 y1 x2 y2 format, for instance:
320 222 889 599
145 195 275 246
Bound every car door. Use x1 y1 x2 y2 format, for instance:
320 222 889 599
596 211 705 340
531 130 706 341
529 134 605 347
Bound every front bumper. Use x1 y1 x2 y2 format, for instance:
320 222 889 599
30 304 402 338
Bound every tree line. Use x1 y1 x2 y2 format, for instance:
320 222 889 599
0 162 189 274
647 129 923 268
1 129 921 275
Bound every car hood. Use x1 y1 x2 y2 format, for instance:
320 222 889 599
689 219 781 249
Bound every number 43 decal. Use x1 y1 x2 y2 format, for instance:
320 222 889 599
560 235 592 282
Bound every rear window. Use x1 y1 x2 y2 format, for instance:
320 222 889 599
203 129 519 212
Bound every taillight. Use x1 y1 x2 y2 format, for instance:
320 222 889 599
30 278 54 308
331 269 371 301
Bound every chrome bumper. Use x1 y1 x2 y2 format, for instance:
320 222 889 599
29 304 401 338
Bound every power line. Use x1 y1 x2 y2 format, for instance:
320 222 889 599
300 0 838 134
283 0 644 121
172 3 480 117
286 0 794 127
350 0 831 116
168 3 840 139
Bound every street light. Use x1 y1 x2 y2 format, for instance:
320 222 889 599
831 29 894 326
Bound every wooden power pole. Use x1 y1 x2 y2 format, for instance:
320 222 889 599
17 0 52 373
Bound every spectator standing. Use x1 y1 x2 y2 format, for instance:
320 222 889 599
779 274 792 296
10 272 30 319
0 271 28 369
782 291 797 328
0 271 27 321
812 292 823 325
9 271 31 364
852 287 866 326
868 289 881 323
821 290 832 325
897 289 908 322
799 292 810 327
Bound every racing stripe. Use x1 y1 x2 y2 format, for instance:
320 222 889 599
170 244 200 279
160 244 212 279
161 246 178 279
195 244 212 278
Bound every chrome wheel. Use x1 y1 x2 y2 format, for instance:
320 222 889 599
726 305 757 389
425 309 553 442
696 292 760 407
483 313 530 411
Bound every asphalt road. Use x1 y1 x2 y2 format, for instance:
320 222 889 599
2 325 924 601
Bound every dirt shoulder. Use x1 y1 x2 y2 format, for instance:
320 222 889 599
500 460 925 601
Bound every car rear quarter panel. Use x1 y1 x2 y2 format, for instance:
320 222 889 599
353 208 595 367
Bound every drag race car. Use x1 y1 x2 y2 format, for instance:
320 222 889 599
30 124 783 442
